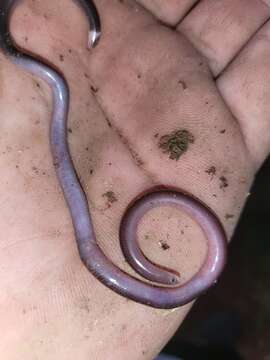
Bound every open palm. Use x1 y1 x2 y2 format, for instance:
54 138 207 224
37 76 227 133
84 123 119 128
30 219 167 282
0 0 269 359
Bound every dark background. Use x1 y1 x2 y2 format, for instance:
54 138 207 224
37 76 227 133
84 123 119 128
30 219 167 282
164 157 270 360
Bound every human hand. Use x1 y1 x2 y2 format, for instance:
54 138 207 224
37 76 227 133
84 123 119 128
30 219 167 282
0 0 269 359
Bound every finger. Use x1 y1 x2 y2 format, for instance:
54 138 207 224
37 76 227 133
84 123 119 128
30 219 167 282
217 19 270 168
178 0 270 76
136 0 199 26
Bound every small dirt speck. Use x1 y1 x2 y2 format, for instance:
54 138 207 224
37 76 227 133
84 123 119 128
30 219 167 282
159 240 170 251
137 73 141 79
103 191 117 205
220 129 226 134
178 80 187 90
158 129 194 160
105 118 112 128
59 54 64 62
205 166 216 179
219 176 229 189
154 133 159 138
90 169 94 175
68 128 72 134
90 85 99 93
225 213 234 220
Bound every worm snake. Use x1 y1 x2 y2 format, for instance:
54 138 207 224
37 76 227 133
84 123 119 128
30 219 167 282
0 0 227 309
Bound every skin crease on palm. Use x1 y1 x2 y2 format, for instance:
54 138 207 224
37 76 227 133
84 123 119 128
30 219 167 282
0 0 270 358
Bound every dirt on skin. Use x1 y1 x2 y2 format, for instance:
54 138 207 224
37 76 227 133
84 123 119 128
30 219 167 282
158 129 194 160
206 166 216 179
219 176 229 189
102 191 118 206
159 240 170 251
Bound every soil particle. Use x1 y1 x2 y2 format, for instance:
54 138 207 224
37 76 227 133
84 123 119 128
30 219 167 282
90 85 99 93
178 80 187 90
219 176 229 189
102 191 117 206
158 129 194 160
105 117 112 128
159 240 170 251
205 166 216 179
53 161 59 169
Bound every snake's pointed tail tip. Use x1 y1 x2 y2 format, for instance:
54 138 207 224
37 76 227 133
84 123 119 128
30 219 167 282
88 30 101 48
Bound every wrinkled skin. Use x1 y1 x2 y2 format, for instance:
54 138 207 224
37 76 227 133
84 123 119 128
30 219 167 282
0 0 270 359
